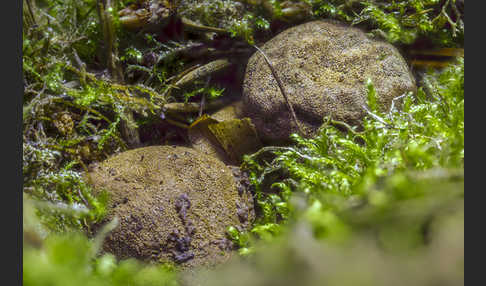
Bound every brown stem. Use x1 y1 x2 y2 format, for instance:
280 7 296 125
162 96 235 114
199 76 211 117
25 0 38 27
252 45 304 136
97 0 141 147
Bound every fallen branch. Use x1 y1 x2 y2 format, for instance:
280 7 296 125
162 58 231 98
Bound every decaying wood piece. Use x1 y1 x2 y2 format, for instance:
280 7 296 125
409 48 464 69
181 17 229 35
163 96 234 114
187 115 229 164
188 102 263 165
208 118 263 164
162 58 232 98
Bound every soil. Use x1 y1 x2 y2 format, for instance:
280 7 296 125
243 20 417 143
86 145 255 269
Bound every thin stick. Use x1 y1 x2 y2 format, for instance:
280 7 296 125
72 48 87 85
252 45 304 135
199 76 211 117
97 0 140 147
162 96 234 114
25 0 38 27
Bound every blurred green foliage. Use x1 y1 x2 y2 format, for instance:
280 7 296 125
195 202 463 286
23 197 179 286
24 231 179 286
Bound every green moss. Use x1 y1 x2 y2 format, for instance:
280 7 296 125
308 0 464 46
25 161 108 233
22 0 169 234
242 57 464 249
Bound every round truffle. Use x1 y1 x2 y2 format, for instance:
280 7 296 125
87 146 254 268
243 20 416 142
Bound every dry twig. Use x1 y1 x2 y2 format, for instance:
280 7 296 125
253 45 304 135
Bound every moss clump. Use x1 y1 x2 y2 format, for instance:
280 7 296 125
87 146 255 268
242 57 463 250
308 0 464 46
22 0 170 233
179 0 464 46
